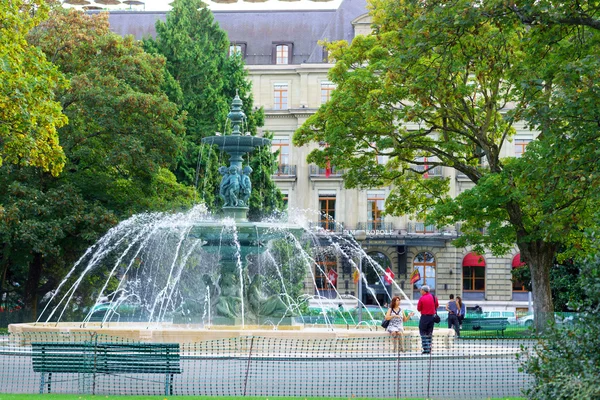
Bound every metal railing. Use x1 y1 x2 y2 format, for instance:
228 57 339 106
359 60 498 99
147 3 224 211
309 220 345 232
411 164 443 177
309 164 343 177
272 164 296 177
356 222 394 231
407 222 437 233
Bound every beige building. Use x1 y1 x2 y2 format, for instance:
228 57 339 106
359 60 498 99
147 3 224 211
106 0 535 313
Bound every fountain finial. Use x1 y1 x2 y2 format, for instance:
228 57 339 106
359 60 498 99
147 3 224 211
227 93 245 136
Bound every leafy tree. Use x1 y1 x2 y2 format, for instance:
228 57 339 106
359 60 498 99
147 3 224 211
247 131 284 221
145 0 279 218
0 0 67 176
513 259 584 312
294 0 600 331
0 8 196 319
518 254 600 400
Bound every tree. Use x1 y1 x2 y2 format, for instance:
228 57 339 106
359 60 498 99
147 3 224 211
247 131 284 221
518 254 600 399
0 8 196 319
294 0 600 332
145 0 279 218
0 0 67 176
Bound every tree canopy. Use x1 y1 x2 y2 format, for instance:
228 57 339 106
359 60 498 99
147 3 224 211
294 0 600 331
0 0 67 176
145 0 278 218
0 7 196 319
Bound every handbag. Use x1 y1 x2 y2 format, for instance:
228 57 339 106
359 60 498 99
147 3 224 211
432 295 441 324
381 318 390 329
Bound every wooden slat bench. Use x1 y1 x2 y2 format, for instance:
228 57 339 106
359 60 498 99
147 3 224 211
31 342 181 395
462 317 509 336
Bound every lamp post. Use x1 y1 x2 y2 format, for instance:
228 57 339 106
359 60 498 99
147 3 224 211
353 230 367 324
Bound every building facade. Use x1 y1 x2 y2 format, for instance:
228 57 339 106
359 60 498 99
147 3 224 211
105 0 535 313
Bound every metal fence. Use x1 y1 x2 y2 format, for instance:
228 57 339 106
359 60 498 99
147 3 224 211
0 331 535 399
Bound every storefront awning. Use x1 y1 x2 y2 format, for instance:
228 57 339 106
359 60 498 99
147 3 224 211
462 252 486 267
512 253 526 268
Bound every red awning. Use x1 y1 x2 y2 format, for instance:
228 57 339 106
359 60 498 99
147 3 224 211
512 253 526 268
462 252 486 267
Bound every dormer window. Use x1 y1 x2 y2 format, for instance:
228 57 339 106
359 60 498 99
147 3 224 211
272 42 293 65
229 42 246 58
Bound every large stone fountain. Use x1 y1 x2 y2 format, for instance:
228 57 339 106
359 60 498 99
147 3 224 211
10 95 451 345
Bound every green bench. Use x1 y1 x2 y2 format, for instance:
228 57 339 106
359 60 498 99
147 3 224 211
462 317 509 336
31 342 181 395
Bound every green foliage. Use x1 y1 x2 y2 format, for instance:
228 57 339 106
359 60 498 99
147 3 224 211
144 0 274 216
260 238 306 305
0 8 196 317
247 131 283 221
0 0 67 176
519 257 600 400
294 0 600 331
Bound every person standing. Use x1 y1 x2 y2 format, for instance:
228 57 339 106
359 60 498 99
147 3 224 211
446 294 460 337
456 296 466 329
385 296 414 353
417 285 438 354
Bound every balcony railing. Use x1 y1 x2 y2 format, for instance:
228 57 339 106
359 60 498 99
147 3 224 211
309 165 343 177
455 222 488 235
309 220 345 233
407 222 437 234
411 164 443 177
356 222 394 231
272 164 297 177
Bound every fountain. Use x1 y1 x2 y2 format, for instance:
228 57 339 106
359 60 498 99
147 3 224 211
9 95 433 344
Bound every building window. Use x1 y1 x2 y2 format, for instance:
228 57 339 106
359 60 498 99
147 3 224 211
319 194 336 231
281 190 289 209
515 139 531 158
367 191 385 230
412 251 436 290
272 137 289 166
229 43 246 58
512 253 527 291
275 44 291 65
365 251 391 285
273 84 288 110
462 252 486 291
321 81 335 104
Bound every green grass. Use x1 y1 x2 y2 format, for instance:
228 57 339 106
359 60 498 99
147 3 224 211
0 396 525 400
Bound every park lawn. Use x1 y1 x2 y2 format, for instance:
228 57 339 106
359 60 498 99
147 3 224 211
0 395 525 400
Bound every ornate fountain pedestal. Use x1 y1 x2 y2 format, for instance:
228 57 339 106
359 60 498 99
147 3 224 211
222 206 250 222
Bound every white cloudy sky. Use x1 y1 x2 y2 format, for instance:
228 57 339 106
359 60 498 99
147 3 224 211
70 0 343 11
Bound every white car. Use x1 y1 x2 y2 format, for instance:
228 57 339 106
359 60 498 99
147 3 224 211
518 313 575 327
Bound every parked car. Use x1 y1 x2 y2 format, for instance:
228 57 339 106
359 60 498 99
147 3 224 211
518 312 576 327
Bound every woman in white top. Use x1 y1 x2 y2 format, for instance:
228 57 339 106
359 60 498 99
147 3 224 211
384 296 414 352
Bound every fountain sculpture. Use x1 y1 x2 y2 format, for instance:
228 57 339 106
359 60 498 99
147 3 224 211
9 94 423 343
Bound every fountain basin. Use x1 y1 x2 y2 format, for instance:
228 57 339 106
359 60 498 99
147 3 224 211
8 322 457 350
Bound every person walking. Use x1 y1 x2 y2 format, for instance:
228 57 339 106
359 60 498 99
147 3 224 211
417 285 438 354
446 294 460 337
456 295 466 329
384 296 414 353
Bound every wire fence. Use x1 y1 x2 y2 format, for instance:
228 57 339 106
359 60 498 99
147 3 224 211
0 331 535 399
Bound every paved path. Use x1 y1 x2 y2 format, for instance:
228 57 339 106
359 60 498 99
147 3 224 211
0 339 533 399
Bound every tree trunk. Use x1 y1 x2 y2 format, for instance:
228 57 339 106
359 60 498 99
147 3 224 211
517 239 556 333
24 252 44 321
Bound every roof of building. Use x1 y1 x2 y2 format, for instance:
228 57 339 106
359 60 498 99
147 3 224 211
100 0 367 65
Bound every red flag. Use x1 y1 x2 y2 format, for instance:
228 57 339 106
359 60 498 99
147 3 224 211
384 267 395 285
327 268 338 287
423 157 429 179
410 269 421 284
325 159 331 178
